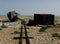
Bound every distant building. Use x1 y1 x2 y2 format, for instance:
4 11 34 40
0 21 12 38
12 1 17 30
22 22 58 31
34 14 54 25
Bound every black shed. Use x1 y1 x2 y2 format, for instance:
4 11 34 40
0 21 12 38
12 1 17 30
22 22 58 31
34 14 54 25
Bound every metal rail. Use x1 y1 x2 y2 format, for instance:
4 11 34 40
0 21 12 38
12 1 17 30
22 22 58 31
19 24 30 44
14 25 32 44
24 25 30 44
19 26 23 44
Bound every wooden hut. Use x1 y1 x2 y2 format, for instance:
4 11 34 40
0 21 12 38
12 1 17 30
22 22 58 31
34 14 54 25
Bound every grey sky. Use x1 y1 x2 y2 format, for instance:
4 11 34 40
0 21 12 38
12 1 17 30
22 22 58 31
0 0 60 16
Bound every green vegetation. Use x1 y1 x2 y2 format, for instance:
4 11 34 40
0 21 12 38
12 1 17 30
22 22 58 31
1 24 7 28
39 25 51 32
21 19 26 25
12 30 20 34
39 26 47 32
52 33 60 38
52 33 59 37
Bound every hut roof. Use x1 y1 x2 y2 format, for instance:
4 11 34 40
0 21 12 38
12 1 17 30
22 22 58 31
34 14 54 16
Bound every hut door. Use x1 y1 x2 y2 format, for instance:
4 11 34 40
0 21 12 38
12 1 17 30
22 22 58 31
42 16 46 25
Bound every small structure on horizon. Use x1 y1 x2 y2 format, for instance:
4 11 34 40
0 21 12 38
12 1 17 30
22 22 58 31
7 11 19 22
34 14 54 25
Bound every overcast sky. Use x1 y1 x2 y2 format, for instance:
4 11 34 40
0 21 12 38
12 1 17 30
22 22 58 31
0 0 60 16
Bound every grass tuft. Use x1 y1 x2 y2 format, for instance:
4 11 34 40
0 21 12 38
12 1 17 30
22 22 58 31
39 25 51 32
12 30 20 34
52 33 60 38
